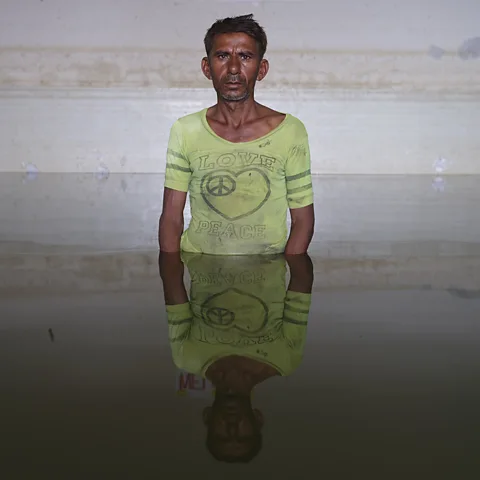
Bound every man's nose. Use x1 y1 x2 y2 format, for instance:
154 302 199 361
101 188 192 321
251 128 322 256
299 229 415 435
227 55 240 74
226 423 238 436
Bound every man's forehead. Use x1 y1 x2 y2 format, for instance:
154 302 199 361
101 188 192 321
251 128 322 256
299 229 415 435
212 33 258 52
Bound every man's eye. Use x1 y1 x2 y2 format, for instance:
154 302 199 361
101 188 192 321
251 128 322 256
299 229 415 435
241 54 251 60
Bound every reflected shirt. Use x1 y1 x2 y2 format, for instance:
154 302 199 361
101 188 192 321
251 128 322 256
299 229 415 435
165 254 311 377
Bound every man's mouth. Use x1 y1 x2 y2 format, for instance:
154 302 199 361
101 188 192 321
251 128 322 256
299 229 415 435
225 77 243 85
225 82 244 90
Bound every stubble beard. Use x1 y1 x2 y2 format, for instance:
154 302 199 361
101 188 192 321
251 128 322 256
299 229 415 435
220 89 250 102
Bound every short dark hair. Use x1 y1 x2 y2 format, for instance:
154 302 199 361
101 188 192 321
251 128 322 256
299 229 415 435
206 431 263 463
204 14 268 59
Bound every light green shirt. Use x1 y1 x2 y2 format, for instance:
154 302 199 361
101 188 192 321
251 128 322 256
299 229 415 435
166 254 311 377
164 108 313 255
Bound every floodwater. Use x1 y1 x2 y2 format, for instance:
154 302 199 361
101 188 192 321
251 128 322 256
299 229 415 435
1 174 480 478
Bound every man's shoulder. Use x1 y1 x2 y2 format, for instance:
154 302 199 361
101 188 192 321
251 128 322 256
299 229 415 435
284 114 308 137
172 109 206 131
259 104 307 136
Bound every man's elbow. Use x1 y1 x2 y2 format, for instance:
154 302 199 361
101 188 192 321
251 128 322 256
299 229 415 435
302 220 315 246
158 213 184 251
308 218 315 238
159 211 184 229
291 208 315 233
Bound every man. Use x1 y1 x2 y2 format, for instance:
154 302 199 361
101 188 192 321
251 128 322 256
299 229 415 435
158 14 314 255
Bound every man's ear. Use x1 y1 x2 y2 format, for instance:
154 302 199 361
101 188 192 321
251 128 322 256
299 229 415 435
257 58 269 82
253 409 264 428
201 57 212 80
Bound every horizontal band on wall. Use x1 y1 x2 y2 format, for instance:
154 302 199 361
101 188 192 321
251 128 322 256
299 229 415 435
1 87 479 174
1 48 480 93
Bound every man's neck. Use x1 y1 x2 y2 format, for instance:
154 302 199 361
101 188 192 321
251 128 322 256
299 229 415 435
211 97 260 128
206 355 279 396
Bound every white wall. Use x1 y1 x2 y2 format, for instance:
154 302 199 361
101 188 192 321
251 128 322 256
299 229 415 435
1 174 479 258
1 0 479 173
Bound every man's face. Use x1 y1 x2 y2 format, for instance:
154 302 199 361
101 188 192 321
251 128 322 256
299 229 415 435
202 33 268 102
203 395 264 461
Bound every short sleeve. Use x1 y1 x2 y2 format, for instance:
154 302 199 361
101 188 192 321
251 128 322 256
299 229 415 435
164 121 192 193
285 130 314 209
165 302 194 370
282 290 311 351
166 303 193 342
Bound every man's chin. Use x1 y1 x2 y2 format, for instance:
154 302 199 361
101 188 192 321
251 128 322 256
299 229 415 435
220 91 250 102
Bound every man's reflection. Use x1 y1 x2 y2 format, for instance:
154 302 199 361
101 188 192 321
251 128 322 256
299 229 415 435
159 253 313 463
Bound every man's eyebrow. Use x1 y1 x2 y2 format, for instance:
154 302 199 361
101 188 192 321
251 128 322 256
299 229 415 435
213 49 256 56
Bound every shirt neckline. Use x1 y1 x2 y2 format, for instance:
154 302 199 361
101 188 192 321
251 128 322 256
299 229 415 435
200 107 290 146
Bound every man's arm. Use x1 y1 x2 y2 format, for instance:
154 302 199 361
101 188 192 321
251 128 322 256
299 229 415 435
282 253 313 355
160 119 191 252
284 123 314 255
158 187 187 252
158 252 192 357
158 251 188 305
284 204 315 255
285 252 314 293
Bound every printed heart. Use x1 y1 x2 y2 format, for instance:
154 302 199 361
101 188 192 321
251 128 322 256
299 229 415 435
200 168 271 221
201 288 268 334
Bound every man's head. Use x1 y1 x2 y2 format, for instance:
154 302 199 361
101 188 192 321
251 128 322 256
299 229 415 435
203 393 264 463
202 14 269 102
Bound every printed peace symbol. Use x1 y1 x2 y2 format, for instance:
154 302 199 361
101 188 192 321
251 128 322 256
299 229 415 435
206 307 235 326
200 169 271 221
206 174 236 197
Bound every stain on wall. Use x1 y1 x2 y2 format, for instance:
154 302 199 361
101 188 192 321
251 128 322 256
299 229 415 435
458 37 480 60
427 45 445 60
1 48 480 92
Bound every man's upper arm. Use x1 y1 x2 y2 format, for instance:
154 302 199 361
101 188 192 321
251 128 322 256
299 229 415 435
289 203 314 226
159 187 187 251
162 187 187 220
285 125 314 210
164 121 192 193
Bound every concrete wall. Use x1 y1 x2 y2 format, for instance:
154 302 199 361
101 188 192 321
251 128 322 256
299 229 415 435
1 174 479 257
1 0 479 173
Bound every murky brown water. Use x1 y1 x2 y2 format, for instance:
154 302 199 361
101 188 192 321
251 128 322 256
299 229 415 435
1 250 479 478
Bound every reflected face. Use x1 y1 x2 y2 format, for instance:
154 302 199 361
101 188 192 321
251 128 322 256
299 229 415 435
203 395 263 462
202 33 268 102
